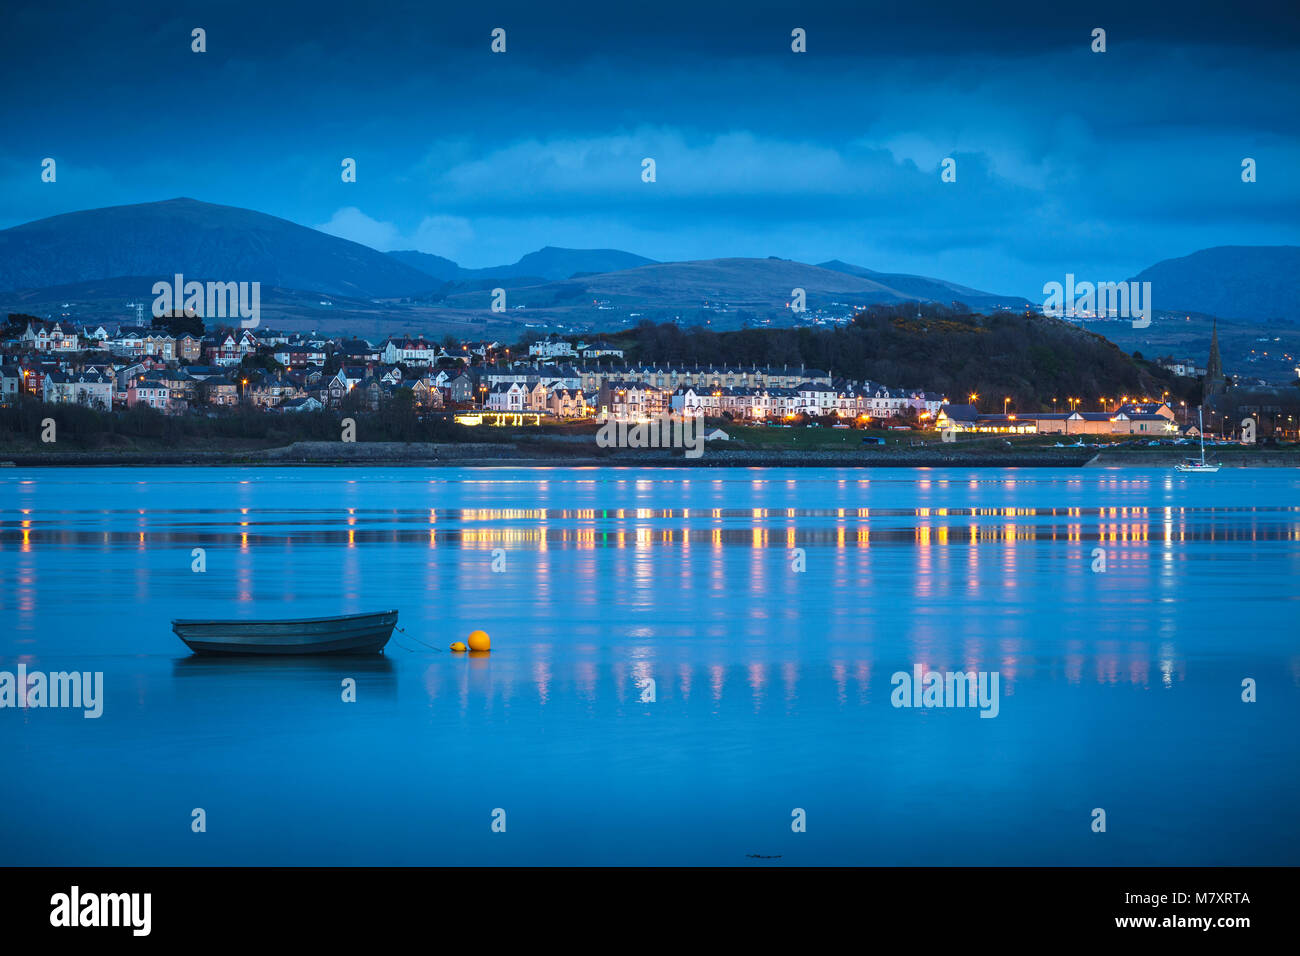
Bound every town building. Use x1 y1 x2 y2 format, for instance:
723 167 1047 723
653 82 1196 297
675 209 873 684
20 320 80 353
42 371 113 408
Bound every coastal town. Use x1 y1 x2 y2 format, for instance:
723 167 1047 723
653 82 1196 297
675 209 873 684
0 314 1292 442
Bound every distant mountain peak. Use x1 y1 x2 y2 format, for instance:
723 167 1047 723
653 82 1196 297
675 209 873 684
390 245 658 282
1129 246 1300 321
0 198 439 298
817 259 1021 304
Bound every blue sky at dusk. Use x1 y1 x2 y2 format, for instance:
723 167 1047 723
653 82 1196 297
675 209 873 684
1 0 1297 296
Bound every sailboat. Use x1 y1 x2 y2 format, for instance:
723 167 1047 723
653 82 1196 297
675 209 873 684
1175 408 1220 473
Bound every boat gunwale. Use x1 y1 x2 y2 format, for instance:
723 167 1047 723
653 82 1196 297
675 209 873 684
171 609 399 628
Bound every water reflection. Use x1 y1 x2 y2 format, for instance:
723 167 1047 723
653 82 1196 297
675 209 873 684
6 469 1296 666
172 654 397 697
340 642 1197 714
3 467 1300 865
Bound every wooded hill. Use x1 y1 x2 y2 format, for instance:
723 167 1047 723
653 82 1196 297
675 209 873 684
609 304 1194 412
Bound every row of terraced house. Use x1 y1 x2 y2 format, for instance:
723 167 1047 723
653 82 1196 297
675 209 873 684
478 363 946 422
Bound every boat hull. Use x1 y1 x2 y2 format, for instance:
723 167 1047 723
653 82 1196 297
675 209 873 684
172 610 399 656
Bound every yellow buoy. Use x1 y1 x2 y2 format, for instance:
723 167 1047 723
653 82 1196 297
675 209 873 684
467 629 491 652
449 642 467 652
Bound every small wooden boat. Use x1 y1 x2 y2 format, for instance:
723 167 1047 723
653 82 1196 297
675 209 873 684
172 610 398 655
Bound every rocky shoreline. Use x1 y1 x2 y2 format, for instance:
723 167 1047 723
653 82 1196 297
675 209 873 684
0 440 1095 467
4 440 1298 468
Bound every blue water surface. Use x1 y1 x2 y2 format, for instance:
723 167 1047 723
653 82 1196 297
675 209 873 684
2 465 1298 865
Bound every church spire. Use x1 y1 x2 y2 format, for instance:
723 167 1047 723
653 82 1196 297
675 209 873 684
1204 318 1225 400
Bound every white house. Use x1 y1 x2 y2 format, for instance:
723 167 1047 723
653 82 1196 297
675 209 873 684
281 396 324 413
486 381 530 412
670 386 721 417
20 320 80 353
380 337 438 365
528 340 577 359
578 345 624 360
0 366 24 402
43 371 114 408
795 381 838 415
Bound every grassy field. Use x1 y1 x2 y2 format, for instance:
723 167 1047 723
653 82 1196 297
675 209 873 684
721 425 1094 451
722 424 907 450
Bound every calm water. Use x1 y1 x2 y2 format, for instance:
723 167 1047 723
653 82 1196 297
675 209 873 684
2 465 1299 865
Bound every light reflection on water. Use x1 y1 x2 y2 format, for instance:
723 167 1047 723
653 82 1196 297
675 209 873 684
2 466 1299 865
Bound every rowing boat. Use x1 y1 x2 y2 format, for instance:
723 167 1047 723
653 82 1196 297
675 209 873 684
171 610 399 655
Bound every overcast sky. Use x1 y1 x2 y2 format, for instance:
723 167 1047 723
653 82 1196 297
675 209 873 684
2 0 1297 296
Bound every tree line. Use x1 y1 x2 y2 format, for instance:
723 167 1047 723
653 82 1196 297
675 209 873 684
611 303 1187 412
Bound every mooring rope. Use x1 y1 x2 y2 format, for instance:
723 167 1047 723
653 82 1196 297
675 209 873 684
391 624 443 652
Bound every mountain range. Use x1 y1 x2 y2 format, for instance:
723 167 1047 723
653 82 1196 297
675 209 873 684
0 199 1034 313
425 257 1031 314
0 199 1294 342
389 247 658 283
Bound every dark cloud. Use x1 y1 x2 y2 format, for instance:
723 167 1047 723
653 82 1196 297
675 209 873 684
1 0 1297 294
